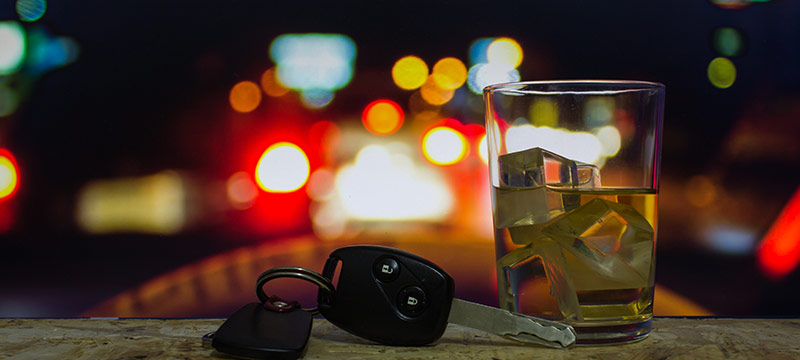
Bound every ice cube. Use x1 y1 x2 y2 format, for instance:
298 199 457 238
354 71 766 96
498 235 583 322
493 148 601 230
542 198 654 289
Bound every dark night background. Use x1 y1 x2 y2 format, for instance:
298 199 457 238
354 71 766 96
1 0 799 317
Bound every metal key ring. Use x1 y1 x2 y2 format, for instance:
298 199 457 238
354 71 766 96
255 266 335 315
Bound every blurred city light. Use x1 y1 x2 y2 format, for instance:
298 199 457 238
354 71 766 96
362 99 404 135
708 57 737 89
229 81 262 113
710 0 751 9
758 187 800 280
684 175 718 208
392 56 428 90
583 97 615 128
255 142 310 193
299 89 334 109
269 33 356 92
469 38 494 65
260 67 289 97
487 37 523 69
16 0 46 22
713 27 745 57
529 99 558 127
334 145 452 221
306 167 335 201
467 63 520 95
505 125 603 165
0 85 19 117
595 125 622 157
420 75 455 105
432 57 467 90
703 223 756 255
0 149 19 200
0 21 26 75
76 172 186 234
226 171 258 210
422 126 468 165
478 134 489 164
27 31 79 74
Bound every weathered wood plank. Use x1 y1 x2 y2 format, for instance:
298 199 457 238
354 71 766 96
1 318 798 359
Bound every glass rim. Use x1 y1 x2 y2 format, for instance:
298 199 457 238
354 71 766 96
483 80 665 96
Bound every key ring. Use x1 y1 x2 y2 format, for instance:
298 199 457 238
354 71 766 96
256 266 335 315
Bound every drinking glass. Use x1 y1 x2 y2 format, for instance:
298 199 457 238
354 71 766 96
483 80 664 344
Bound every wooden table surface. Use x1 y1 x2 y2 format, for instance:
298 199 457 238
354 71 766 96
1 318 798 359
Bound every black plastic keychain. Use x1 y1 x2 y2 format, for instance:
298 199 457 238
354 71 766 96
204 267 335 360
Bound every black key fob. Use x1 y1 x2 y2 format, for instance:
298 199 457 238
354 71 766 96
318 245 455 346
210 302 312 360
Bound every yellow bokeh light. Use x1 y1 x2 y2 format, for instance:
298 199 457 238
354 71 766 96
432 57 467 90
229 81 262 113
478 134 489 164
260 68 289 97
529 99 558 127
487 37 523 69
708 57 736 89
392 56 428 90
420 75 455 105
422 127 467 165
255 142 310 193
0 155 19 199
362 99 404 135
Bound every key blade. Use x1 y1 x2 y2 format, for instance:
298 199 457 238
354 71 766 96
448 299 576 349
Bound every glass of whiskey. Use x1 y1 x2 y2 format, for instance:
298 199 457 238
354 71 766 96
483 80 665 344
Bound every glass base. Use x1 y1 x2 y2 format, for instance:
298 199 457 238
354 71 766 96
574 318 652 345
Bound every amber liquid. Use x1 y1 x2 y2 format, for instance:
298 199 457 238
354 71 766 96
493 188 657 343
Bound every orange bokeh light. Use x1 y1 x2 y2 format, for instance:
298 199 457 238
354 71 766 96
229 81 262 113
362 99 404 135
420 75 455 106
260 68 289 97
432 57 467 90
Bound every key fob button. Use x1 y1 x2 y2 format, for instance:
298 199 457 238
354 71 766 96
397 286 426 317
373 257 400 282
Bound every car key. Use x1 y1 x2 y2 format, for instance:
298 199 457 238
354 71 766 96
317 245 576 348
206 298 312 360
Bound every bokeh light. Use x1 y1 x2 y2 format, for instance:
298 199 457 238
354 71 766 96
16 0 46 22
595 126 622 157
0 85 19 117
708 57 737 89
270 33 356 92
529 99 558 127
0 149 19 200
583 97 615 128
229 81 262 113
487 37 523 69
478 134 489 164
306 168 336 201
300 89 334 109
260 67 289 97
467 63 521 95
362 99 404 135
713 27 745 57
0 21 26 75
432 57 467 90
469 38 495 65
226 171 258 210
255 142 310 193
422 126 468 165
685 175 718 208
420 75 455 105
392 56 428 90
710 0 751 9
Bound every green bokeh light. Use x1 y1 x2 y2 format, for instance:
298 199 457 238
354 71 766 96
707 57 737 89
713 27 744 57
0 85 20 117
16 0 47 22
